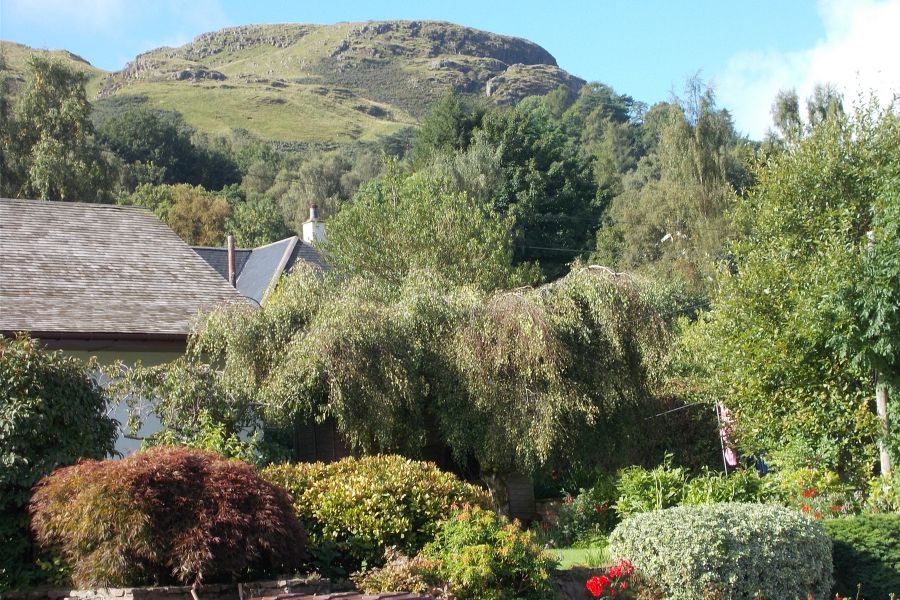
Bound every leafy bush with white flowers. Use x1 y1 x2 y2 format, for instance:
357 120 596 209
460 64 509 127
608 502 833 600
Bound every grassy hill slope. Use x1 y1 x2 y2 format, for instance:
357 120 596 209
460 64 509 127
0 40 107 97
2 21 585 145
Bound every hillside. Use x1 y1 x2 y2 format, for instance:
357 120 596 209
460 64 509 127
0 40 107 97
2 21 585 146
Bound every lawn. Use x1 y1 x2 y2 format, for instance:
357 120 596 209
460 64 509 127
554 545 610 569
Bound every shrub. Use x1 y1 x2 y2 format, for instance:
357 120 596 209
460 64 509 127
353 548 448 598
0 335 117 590
550 475 619 545
30 447 306 587
773 467 862 518
262 455 490 574
608 502 833 600
614 459 688 519
824 513 900 600
865 472 900 513
681 468 778 506
422 505 556 600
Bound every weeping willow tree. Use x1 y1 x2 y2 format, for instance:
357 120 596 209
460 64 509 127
117 264 688 474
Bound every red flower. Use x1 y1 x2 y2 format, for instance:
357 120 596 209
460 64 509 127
586 576 605 597
802 487 818 498
610 590 617 597
831 505 842 513
814 511 822 520
620 582 629 590
801 504 810 513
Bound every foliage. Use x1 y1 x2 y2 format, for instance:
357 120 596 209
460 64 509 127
173 264 669 475
411 91 486 166
593 79 751 298
772 467 862 519
548 475 619 545
262 455 490 575
120 183 232 245
352 547 449 598
3 56 113 201
824 513 900 600
142 409 265 465
324 163 538 290
681 101 900 481
30 447 306 587
421 505 556 600
609 502 833 600
98 108 240 190
111 354 255 448
613 458 689 519
681 467 778 506
865 471 900 513
0 335 117 590
477 104 601 279
228 195 293 247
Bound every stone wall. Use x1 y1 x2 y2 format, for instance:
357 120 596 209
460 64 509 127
1 577 328 600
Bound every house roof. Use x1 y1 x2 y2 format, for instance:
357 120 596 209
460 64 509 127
192 236 325 304
0 198 247 348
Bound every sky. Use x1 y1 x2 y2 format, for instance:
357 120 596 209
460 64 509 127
2 0 898 139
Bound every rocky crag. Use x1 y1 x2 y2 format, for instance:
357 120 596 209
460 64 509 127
3 21 586 144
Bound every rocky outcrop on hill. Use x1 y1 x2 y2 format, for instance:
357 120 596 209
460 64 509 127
15 20 588 143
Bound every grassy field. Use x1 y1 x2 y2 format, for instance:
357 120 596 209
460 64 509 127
2 21 584 146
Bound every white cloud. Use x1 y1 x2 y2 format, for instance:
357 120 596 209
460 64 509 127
717 0 900 139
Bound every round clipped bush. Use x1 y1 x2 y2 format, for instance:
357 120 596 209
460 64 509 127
421 505 556 600
262 455 490 574
31 447 306 587
824 513 900 599
608 502 833 600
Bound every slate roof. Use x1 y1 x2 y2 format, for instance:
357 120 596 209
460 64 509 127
0 198 247 345
192 236 326 305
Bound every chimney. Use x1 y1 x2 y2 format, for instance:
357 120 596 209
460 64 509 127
226 235 236 287
302 204 326 244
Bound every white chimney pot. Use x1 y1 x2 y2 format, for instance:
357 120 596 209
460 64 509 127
302 204 326 244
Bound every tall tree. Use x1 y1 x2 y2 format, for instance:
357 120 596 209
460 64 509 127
593 79 752 299
324 163 538 291
681 101 899 481
6 56 112 202
410 91 485 166
477 104 602 279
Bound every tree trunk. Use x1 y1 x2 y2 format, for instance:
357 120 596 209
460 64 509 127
876 376 891 477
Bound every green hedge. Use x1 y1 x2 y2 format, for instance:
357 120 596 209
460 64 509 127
262 455 490 574
824 513 900 600
609 502 833 600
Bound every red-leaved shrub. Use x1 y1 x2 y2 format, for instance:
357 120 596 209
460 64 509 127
30 447 306 587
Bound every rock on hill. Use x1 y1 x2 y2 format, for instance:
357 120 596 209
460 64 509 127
2 21 585 145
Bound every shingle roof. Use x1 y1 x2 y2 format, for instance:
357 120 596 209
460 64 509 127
191 246 252 280
0 198 247 341
192 236 326 305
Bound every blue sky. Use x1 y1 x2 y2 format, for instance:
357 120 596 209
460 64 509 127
2 0 898 138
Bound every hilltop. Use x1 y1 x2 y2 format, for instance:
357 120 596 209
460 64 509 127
1 21 585 145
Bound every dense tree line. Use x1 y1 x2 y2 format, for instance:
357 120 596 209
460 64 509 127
5 54 896 483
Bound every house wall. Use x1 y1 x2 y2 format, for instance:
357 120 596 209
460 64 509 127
64 350 182 457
